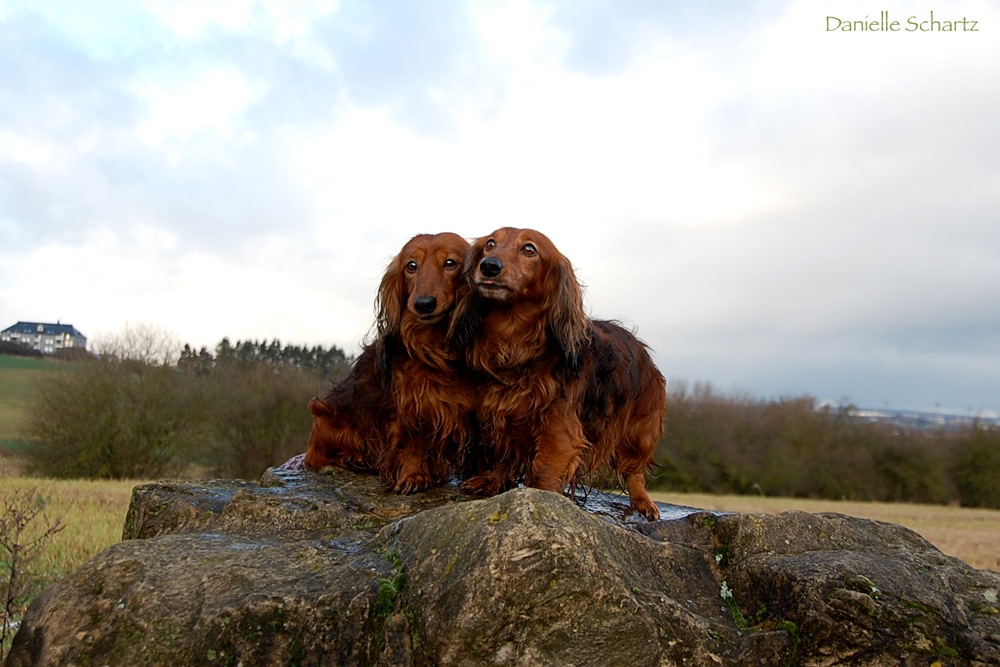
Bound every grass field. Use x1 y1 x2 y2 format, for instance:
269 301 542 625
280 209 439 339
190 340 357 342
650 490 1000 572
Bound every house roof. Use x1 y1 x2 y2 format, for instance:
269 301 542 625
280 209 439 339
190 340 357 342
2 321 87 339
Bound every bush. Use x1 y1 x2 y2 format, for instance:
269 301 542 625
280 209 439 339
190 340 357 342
203 363 320 479
652 381 980 505
20 326 351 481
953 425 1000 508
50 348 92 362
872 443 947 504
0 488 64 660
22 357 205 479
0 342 41 358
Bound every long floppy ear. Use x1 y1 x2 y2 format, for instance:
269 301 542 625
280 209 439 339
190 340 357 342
447 240 484 352
373 254 405 376
543 252 590 369
308 397 331 417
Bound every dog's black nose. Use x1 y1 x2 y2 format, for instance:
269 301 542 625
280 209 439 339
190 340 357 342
413 295 437 315
480 257 503 277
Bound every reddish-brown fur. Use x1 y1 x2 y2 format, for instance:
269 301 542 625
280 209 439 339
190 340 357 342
303 345 389 473
450 227 666 520
304 232 475 494
376 232 476 493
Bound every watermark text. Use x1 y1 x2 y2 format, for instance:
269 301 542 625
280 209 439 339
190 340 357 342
826 12 979 32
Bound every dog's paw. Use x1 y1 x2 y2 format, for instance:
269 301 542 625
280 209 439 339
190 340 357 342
394 472 433 495
460 472 510 497
631 495 660 521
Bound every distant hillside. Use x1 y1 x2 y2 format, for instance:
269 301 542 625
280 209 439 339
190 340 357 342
0 353 64 450
0 355 53 371
852 408 1000 431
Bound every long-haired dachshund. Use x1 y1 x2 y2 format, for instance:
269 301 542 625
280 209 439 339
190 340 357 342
304 232 475 494
450 227 666 520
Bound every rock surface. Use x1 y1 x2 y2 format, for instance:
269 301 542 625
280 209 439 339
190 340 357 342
7 464 1000 667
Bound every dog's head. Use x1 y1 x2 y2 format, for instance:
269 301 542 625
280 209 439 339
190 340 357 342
375 232 470 366
304 397 371 472
459 227 589 366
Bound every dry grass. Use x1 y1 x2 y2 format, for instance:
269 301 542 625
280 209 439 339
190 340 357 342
0 477 142 582
650 490 1000 573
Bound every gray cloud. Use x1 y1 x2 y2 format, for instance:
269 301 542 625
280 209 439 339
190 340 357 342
0 0 509 251
593 186 1000 411
310 0 506 137
1 0 997 412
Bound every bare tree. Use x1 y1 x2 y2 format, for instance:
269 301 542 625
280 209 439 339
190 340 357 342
91 320 182 366
0 488 64 661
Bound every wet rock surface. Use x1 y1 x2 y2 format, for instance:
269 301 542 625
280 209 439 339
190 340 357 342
7 463 1000 667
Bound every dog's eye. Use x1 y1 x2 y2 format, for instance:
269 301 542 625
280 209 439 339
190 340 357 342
521 244 537 256
444 258 458 269
485 239 495 250
405 261 418 273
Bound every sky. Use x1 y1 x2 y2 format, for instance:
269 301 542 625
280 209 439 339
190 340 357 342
1 0 998 414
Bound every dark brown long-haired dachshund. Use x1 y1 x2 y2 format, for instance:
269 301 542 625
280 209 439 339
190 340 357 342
450 227 666 520
304 232 475 493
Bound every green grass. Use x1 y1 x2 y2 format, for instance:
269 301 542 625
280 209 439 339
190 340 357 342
0 356 53 371
0 354 65 442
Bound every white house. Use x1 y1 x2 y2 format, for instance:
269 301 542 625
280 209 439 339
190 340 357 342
1 321 87 355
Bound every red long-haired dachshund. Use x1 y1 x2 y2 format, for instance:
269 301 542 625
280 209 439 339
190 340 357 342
450 227 666 520
305 232 475 493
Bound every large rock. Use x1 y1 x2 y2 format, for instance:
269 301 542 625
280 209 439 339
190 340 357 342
7 465 1000 667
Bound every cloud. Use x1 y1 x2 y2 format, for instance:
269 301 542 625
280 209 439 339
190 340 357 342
0 227 375 351
134 66 264 145
541 0 790 74
310 0 507 137
1 0 998 411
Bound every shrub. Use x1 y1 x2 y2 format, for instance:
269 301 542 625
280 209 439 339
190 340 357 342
652 381 980 505
0 342 41 358
203 363 320 479
19 326 352 481
0 488 64 661
953 425 1000 509
22 357 205 479
873 442 947 504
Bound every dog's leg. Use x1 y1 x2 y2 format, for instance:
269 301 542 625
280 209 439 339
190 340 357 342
303 446 334 471
304 415 370 472
625 472 659 521
528 405 585 493
618 410 662 521
393 454 434 494
388 420 435 494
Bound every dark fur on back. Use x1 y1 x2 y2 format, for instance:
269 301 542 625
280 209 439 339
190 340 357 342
303 344 391 473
